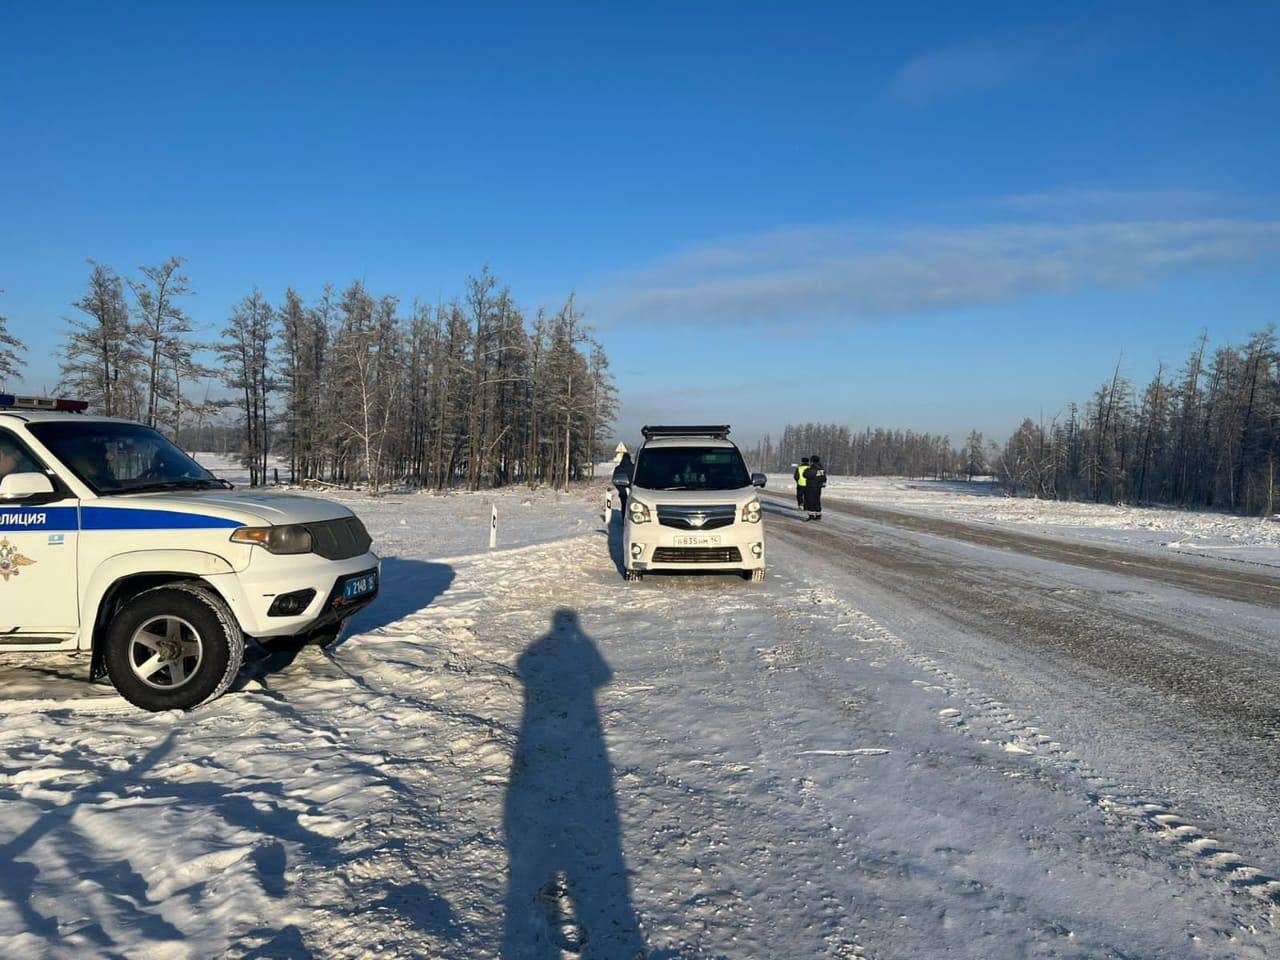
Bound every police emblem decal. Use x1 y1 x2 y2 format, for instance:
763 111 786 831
0 539 36 582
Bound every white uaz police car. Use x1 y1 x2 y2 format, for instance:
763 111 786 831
0 396 380 711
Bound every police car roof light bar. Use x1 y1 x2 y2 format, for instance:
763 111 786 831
641 424 731 440
0 394 90 413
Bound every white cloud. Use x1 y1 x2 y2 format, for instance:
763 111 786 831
586 210 1280 329
889 28 1096 106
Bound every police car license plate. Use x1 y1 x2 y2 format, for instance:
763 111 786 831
342 572 378 602
673 535 721 547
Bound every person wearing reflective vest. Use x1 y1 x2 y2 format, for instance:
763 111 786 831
793 457 809 509
803 454 827 521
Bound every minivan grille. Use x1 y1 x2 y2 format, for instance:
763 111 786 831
656 504 736 531
652 547 742 564
304 517 373 560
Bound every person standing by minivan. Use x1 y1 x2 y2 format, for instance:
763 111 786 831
615 451 633 513
793 456 809 510
803 454 827 521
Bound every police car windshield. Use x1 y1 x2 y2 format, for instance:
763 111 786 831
633 446 751 491
28 421 219 495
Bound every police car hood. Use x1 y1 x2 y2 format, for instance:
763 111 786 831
109 490 355 526
629 486 759 506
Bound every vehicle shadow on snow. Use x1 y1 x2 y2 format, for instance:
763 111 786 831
232 558 455 693
343 557 457 637
605 508 626 577
502 609 646 959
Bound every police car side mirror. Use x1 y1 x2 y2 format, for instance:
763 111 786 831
0 472 55 501
751 473 767 488
611 468 631 489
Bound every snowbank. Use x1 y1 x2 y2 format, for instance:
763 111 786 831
768 473 1280 567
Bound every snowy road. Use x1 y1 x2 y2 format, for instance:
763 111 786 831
774 493 1280 608
3 485 1280 958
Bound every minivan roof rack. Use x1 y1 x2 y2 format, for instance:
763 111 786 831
641 424 731 440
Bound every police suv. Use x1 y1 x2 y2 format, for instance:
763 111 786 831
0 395 380 711
613 425 767 582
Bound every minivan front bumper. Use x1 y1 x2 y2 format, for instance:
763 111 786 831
624 524 764 573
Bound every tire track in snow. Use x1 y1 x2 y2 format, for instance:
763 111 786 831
786 580 1280 920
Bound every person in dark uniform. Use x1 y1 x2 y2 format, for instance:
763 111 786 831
614 451 633 513
803 454 827 521
793 457 809 509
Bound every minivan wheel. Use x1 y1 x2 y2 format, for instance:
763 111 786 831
104 584 244 712
743 568 766 583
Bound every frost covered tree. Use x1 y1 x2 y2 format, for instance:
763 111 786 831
218 289 275 485
60 262 143 417
131 256 196 431
0 294 25 390
964 431 986 481
330 283 404 492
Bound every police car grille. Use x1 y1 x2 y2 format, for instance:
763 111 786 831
652 547 742 564
656 504 736 531
304 517 373 560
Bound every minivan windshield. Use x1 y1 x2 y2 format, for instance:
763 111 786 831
28 421 223 495
632 446 752 491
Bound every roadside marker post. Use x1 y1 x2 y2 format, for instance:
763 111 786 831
490 504 497 549
603 488 613 525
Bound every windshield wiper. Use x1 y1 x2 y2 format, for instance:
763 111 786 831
120 478 229 494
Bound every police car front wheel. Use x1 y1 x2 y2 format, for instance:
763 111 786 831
103 584 245 712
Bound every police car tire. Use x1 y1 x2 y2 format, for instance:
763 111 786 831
104 583 245 712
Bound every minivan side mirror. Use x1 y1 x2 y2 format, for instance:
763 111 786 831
0 472 55 500
751 473 767 488
611 467 632 489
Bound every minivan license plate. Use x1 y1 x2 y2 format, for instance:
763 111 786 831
673 535 721 547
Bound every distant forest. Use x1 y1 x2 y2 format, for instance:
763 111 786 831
746 425 964 482
1 260 615 491
750 326 1280 517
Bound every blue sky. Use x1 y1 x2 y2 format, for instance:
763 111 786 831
3 1 1279 445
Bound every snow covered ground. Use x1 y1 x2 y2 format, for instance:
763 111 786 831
2 470 1279 958
770 473 1280 568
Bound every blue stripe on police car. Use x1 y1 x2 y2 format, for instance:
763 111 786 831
0 506 242 532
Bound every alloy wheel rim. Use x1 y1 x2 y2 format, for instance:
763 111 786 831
129 615 204 690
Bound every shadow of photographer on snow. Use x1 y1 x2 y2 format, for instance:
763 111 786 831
502 609 646 959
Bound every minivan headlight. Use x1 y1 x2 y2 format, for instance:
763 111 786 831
742 499 762 523
231 524 314 555
628 501 651 524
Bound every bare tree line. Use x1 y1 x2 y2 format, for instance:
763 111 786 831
748 423 972 480
0 290 25 390
51 259 615 490
996 327 1280 516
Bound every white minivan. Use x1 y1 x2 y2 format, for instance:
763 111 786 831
613 425 767 582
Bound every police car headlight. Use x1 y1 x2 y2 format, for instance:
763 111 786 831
742 499 762 523
628 501 651 524
231 524 314 555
